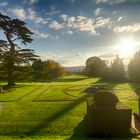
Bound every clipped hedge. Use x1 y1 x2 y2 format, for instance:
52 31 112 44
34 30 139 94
94 90 118 107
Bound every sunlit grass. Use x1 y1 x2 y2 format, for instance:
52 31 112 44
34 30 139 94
0 75 140 139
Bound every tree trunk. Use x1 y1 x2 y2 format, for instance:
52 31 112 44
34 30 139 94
7 57 15 86
6 33 15 86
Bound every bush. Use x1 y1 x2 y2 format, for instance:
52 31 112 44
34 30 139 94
94 90 119 107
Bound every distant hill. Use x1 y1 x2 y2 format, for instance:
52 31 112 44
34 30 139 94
65 66 85 72
65 65 128 72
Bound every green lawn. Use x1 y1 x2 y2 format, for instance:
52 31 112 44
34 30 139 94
0 75 140 140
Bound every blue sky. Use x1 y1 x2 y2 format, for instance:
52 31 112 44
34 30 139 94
0 0 140 66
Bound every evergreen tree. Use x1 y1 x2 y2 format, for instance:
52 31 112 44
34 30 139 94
128 51 140 82
111 55 125 81
0 12 37 85
102 55 125 82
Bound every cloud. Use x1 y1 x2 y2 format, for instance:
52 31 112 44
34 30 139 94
95 17 112 28
8 8 26 20
31 29 49 39
27 8 48 24
8 8 48 24
0 1 8 7
117 16 124 22
60 15 96 34
99 53 115 58
94 8 103 16
49 20 63 30
67 30 73 34
96 0 139 5
42 52 86 67
59 15 112 35
60 14 68 22
112 11 117 14
24 0 38 5
46 5 60 16
114 23 140 32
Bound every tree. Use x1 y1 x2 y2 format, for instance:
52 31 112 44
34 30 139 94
32 59 45 80
32 59 66 81
0 12 35 86
128 51 140 82
102 55 125 82
84 56 107 77
14 65 33 82
43 60 66 80
111 55 125 81
0 40 37 82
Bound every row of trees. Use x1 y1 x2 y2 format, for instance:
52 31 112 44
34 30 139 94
84 51 140 82
0 59 66 82
32 59 66 81
0 12 66 85
0 59 67 82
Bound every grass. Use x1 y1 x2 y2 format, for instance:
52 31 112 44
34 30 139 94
0 75 140 139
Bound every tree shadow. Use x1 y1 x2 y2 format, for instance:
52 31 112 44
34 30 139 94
54 78 88 83
2 84 31 90
26 95 87 136
34 77 88 83
134 114 140 132
67 119 86 140
67 118 134 140
90 78 121 91
130 83 140 96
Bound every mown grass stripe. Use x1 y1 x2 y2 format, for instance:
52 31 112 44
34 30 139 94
0 86 42 102
32 86 52 102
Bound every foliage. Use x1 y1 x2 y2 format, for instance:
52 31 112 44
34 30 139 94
0 41 37 82
83 56 107 77
32 59 45 80
94 90 119 107
14 66 33 82
0 12 35 86
102 55 125 82
128 51 140 82
44 60 66 80
32 59 66 81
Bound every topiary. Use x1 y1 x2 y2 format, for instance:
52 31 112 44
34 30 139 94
94 90 119 107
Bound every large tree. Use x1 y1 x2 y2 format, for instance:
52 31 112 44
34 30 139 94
43 60 66 80
128 51 140 82
102 55 125 82
32 59 66 81
0 12 36 86
111 55 125 81
32 59 45 80
84 56 107 77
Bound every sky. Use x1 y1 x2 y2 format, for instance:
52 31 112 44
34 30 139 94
0 0 140 66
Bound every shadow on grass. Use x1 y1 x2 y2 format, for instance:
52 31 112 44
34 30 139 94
67 118 133 140
2 84 31 90
67 120 86 140
26 95 87 136
54 78 88 83
130 83 140 96
91 78 120 90
33 77 88 83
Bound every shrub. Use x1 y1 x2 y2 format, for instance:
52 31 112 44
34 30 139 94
94 90 119 107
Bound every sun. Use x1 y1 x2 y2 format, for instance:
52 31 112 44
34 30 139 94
117 38 137 54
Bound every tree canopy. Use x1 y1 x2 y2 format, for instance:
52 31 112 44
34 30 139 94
32 59 66 81
0 12 36 86
128 51 140 82
102 55 125 82
84 56 107 77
